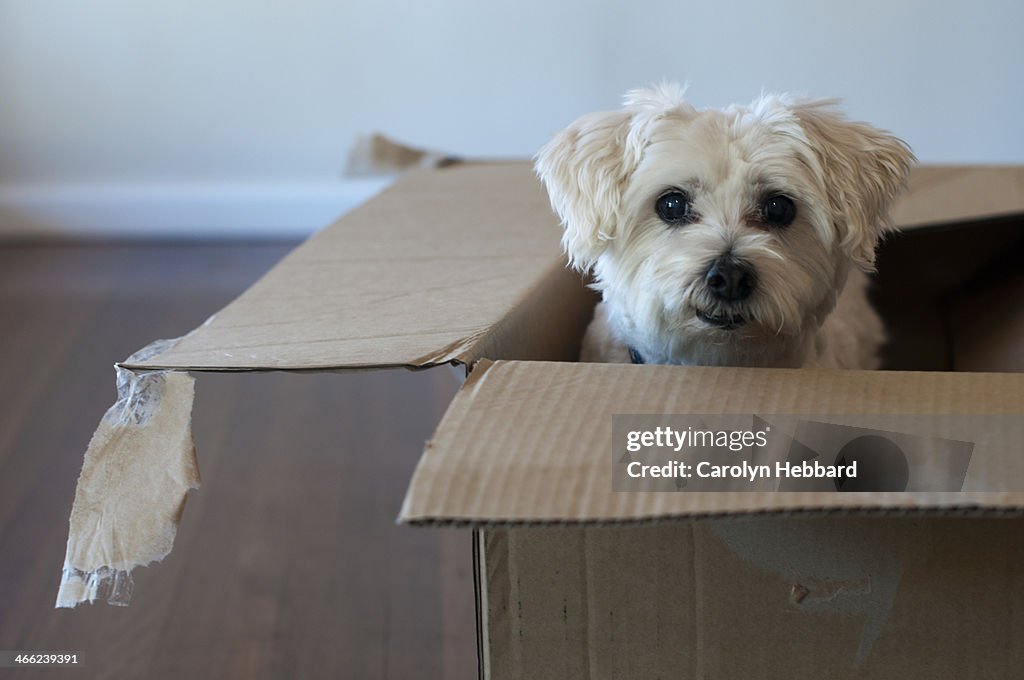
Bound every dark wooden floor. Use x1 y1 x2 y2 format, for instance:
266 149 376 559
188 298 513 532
0 242 474 679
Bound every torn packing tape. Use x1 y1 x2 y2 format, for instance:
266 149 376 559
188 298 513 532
54 136 461 609
56 338 199 608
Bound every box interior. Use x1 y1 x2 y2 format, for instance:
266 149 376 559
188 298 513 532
471 214 1024 372
873 215 1024 372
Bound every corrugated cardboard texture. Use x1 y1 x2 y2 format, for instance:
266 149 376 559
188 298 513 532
481 518 1024 680
401 360 1024 523
125 162 578 371
122 164 1023 372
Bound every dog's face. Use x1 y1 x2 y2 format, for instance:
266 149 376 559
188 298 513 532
535 85 914 364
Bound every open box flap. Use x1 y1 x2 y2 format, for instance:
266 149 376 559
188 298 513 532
124 164 1024 372
125 162 572 372
893 165 1024 229
400 360 1024 524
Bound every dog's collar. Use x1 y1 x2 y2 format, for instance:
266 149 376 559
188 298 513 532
628 346 645 364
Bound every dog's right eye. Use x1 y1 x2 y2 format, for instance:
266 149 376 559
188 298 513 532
655 191 694 225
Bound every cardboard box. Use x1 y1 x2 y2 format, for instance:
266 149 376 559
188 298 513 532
59 163 1024 677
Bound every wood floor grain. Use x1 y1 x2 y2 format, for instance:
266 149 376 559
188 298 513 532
0 242 474 679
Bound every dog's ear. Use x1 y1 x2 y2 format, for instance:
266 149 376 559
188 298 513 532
790 101 915 270
534 109 635 271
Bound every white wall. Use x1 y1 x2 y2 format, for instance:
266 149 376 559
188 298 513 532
1 0 1022 236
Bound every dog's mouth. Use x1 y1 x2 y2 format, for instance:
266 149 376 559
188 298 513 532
696 309 746 330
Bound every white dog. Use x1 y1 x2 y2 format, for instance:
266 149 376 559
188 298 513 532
535 84 914 369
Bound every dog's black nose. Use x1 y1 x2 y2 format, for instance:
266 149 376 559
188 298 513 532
705 257 756 302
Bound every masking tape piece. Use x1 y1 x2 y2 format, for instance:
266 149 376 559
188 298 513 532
56 345 199 608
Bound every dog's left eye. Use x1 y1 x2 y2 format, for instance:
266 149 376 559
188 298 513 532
761 195 797 227
655 191 695 225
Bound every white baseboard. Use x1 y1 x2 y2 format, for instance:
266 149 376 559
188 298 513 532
0 179 394 240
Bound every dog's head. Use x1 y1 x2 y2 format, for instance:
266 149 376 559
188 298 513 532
535 84 914 360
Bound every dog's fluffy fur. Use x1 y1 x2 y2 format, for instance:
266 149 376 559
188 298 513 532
535 84 914 369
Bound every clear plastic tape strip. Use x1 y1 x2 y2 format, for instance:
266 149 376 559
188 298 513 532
55 566 134 608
